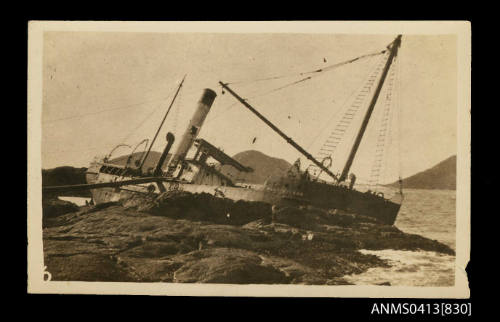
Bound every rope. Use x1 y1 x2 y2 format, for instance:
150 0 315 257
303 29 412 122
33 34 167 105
380 95 393 186
203 101 239 126
205 51 388 173
304 53 388 176
140 76 186 169
227 49 387 86
244 76 312 101
118 89 176 145
384 60 398 184
106 143 132 160
222 51 389 134
172 86 181 133
368 62 396 189
302 50 387 76
397 50 403 181
44 103 160 156
220 51 387 104
205 75 324 132
44 89 172 156
43 94 175 124
206 76 313 126
43 146 107 155
313 53 387 148
128 139 149 166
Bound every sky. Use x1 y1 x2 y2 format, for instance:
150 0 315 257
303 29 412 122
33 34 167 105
42 32 457 184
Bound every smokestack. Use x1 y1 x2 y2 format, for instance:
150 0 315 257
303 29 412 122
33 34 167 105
166 88 217 176
153 132 175 176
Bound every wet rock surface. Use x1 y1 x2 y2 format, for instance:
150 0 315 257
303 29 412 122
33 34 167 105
42 197 80 226
43 191 454 284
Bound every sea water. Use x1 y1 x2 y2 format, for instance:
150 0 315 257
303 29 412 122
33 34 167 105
58 196 92 207
343 188 456 286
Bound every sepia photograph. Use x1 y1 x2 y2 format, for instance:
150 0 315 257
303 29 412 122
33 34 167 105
27 21 470 297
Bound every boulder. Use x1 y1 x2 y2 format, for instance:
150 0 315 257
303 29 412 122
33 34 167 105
42 197 79 221
42 192 455 283
172 248 290 284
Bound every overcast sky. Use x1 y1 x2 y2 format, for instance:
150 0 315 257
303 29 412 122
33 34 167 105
42 32 457 184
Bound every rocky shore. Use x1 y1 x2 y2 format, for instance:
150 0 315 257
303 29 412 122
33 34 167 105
43 191 454 284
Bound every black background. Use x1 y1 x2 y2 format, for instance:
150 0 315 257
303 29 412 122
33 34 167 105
17 5 478 320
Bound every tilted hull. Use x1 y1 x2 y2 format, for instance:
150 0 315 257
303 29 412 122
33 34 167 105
86 166 402 225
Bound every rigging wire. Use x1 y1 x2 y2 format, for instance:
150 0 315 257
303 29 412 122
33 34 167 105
212 50 387 130
205 56 375 127
205 76 311 126
118 86 178 145
118 100 165 145
227 49 387 86
303 52 389 181
172 84 181 133
237 53 383 104
204 75 317 128
205 48 388 129
140 75 186 169
383 76 397 185
203 101 239 126
304 53 387 151
44 99 168 156
106 143 132 160
43 145 108 155
43 88 177 156
368 62 397 190
246 76 313 100
395 48 404 188
204 50 388 162
275 55 387 135
43 94 176 124
386 64 402 190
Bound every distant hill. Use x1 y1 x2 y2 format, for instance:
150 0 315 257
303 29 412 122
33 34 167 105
220 150 292 184
42 166 90 197
390 155 456 190
108 151 167 171
42 166 88 187
111 149 292 184
42 150 292 196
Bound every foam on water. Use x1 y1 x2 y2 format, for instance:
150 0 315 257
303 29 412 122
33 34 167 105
58 189 456 286
343 188 456 286
343 249 455 286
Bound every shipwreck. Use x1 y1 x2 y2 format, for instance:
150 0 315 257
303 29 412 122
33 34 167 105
44 35 405 225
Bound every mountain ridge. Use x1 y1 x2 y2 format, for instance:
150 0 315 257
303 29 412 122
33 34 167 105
43 151 456 190
219 150 292 184
389 155 456 190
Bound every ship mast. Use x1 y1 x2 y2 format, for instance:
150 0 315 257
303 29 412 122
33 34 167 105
219 81 339 182
139 75 186 171
338 35 402 182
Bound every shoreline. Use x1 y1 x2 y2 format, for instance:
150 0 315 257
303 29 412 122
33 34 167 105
42 192 454 284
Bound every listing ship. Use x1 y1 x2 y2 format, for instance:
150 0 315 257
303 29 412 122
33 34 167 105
44 35 404 225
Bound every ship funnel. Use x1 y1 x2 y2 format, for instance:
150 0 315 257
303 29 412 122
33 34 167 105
166 88 217 176
154 132 175 176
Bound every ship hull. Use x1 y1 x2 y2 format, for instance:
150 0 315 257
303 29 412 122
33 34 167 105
86 168 402 225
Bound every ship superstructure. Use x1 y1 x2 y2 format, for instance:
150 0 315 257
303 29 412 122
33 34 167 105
44 35 405 225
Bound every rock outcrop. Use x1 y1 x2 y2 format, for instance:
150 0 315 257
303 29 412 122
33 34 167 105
42 197 80 227
42 166 90 197
43 192 454 284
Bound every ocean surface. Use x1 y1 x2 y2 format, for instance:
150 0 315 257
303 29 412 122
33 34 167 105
58 196 91 206
59 188 457 286
343 188 456 286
